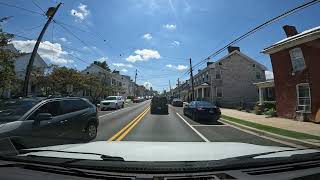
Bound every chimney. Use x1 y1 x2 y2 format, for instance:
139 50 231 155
113 70 120 74
227 46 240 54
207 62 214 66
283 25 298 37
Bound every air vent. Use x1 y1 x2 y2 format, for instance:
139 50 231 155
243 161 320 175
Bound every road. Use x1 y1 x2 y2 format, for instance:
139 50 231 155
94 100 289 147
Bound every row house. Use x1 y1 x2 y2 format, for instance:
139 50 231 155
262 25 320 122
178 46 267 108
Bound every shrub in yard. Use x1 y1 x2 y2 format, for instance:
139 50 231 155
254 105 263 115
236 106 243 111
265 108 277 117
263 101 276 110
245 109 251 113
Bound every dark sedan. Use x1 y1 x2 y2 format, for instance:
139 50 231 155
0 97 99 149
183 101 221 121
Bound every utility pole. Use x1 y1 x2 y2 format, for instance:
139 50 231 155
189 58 195 101
22 3 62 96
169 80 172 96
134 69 137 97
177 78 180 98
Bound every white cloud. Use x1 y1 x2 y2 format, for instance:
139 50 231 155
142 33 152 40
126 49 161 62
121 68 128 73
70 3 90 21
59 37 67 42
166 64 188 71
144 82 152 89
112 63 133 68
265 70 274 80
11 40 73 64
172 40 180 46
163 24 176 30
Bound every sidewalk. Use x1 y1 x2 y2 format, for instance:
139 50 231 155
220 108 320 146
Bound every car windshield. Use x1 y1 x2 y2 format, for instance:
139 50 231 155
105 97 117 100
1 0 319 173
0 99 39 122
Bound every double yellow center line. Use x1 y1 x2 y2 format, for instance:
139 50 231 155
108 107 150 141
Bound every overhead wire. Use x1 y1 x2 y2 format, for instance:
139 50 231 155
0 1 44 16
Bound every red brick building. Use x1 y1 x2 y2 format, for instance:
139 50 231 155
263 25 320 122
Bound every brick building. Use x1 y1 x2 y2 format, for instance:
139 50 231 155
263 25 320 122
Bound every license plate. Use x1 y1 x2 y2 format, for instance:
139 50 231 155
157 107 162 110
209 111 214 113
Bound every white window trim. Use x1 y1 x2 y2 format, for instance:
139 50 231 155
216 87 223 98
289 47 306 73
296 83 311 113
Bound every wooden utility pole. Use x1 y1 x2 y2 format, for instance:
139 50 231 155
134 69 137 97
23 3 62 96
177 78 180 98
189 58 195 101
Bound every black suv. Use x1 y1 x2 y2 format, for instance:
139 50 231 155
150 96 168 114
0 97 99 149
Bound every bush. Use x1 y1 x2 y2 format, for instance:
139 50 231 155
254 105 263 115
236 106 243 111
264 108 277 117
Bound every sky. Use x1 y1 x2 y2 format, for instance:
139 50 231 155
1 0 320 91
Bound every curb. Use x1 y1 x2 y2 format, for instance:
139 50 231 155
220 118 320 149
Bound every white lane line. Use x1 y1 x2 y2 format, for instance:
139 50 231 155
176 113 210 142
192 124 228 127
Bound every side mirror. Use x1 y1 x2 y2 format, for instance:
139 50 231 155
35 113 53 122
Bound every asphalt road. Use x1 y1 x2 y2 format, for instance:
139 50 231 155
94 100 289 147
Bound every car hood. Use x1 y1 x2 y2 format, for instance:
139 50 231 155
101 100 117 103
20 141 318 162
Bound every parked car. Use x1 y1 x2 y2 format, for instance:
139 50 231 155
150 96 168 114
0 97 99 149
100 96 124 110
183 101 221 121
172 98 183 107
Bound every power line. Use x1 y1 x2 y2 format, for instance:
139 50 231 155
0 1 44 16
31 0 46 15
180 0 320 77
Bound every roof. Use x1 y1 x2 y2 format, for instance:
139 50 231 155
263 26 320 54
253 80 274 88
215 50 267 70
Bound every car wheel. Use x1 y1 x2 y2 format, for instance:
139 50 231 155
85 122 97 141
183 110 187 116
115 104 118 110
192 112 198 121
122 104 124 108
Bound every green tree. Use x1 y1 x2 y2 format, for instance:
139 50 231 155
93 60 111 72
0 29 17 97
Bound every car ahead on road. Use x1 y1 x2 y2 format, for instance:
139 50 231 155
150 96 168 114
183 101 221 121
0 97 98 149
171 98 183 107
100 96 124 110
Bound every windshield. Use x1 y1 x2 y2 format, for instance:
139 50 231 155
1 0 319 171
105 97 117 100
0 99 39 122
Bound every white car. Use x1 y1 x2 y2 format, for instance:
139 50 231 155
100 96 124 110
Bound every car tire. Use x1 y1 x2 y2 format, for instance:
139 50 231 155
192 113 198 121
122 104 124 108
183 110 187 116
85 122 97 141
115 104 118 110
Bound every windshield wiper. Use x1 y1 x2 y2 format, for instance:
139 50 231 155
18 149 124 161
235 148 320 160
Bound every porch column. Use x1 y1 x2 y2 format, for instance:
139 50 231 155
201 87 204 100
258 87 264 105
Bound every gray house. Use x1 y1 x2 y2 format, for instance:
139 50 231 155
181 46 267 108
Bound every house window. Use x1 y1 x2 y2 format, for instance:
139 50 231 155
215 70 221 79
218 62 222 65
253 64 256 68
86 72 89 74
289 48 305 72
256 71 261 79
296 83 311 112
216 87 222 97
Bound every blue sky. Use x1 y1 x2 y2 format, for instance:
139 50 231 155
1 0 320 91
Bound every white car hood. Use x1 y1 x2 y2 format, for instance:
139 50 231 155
22 141 318 162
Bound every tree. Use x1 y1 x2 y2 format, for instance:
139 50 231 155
0 29 17 97
93 60 110 72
